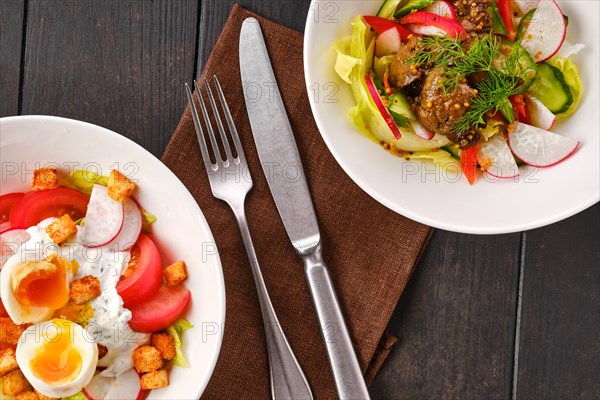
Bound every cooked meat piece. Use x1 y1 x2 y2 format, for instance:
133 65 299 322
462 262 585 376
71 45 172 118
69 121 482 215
447 127 482 149
389 36 427 89
402 79 424 98
454 0 492 35
412 68 478 136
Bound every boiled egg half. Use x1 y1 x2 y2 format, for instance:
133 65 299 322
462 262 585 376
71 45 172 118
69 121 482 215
16 319 98 397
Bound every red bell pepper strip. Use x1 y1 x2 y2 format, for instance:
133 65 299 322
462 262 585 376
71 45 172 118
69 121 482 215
363 15 414 42
510 95 530 124
460 146 478 185
400 11 467 39
496 0 515 40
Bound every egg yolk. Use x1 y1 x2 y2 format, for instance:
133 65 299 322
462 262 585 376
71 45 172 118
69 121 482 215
11 253 71 309
30 321 83 385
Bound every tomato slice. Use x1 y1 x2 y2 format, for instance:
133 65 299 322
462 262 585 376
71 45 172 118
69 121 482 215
116 234 162 308
128 284 191 333
9 188 89 228
0 193 25 223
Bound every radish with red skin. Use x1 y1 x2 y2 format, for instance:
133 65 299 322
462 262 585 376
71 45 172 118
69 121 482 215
365 75 403 140
375 28 402 57
107 198 142 252
83 368 147 400
400 11 466 38
423 1 456 19
508 122 579 167
411 119 435 140
525 95 556 131
363 16 414 41
0 228 31 268
477 134 520 179
81 184 124 248
520 0 566 62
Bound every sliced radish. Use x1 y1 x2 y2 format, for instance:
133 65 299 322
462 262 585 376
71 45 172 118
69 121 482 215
411 119 435 140
512 0 540 18
375 28 401 58
0 228 31 268
519 0 566 62
107 199 142 252
81 185 124 248
508 122 580 167
525 94 556 130
478 134 519 179
423 1 456 19
84 369 147 400
404 24 447 37
365 75 402 139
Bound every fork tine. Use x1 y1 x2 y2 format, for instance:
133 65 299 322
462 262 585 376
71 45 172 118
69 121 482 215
193 80 222 164
213 75 246 161
185 83 216 170
203 78 234 161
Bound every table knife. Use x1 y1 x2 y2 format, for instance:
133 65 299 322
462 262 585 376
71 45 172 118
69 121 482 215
239 17 371 400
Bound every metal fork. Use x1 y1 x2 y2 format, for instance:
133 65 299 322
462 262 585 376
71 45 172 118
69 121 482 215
185 77 313 400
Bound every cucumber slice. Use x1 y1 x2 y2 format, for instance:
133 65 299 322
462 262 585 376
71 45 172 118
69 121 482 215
377 0 402 18
388 92 414 120
492 40 537 94
527 62 573 114
442 144 461 160
394 0 435 18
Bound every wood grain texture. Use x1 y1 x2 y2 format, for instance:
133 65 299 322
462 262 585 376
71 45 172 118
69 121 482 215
516 204 600 400
197 0 311 70
369 231 521 399
20 0 198 157
0 0 25 117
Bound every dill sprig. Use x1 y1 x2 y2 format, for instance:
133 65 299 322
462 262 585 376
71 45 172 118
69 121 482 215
408 34 523 133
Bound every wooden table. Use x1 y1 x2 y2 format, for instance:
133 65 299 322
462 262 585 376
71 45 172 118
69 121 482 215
2 1 598 398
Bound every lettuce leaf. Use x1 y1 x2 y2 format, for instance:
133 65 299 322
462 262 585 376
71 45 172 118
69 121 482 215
334 16 449 151
62 169 108 195
166 318 193 368
62 392 88 400
479 118 505 141
547 57 582 119
140 208 157 233
407 149 461 172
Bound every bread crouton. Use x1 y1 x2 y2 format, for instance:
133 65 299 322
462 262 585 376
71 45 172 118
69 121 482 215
14 391 40 400
163 261 188 287
35 391 56 400
2 369 30 396
140 370 169 390
151 333 176 360
69 275 101 305
132 345 163 373
0 347 18 376
45 214 77 244
32 168 59 191
0 318 29 346
107 170 136 203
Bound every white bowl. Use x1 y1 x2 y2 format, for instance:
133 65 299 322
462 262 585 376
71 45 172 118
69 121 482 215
0 115 225 399
304 0 599 234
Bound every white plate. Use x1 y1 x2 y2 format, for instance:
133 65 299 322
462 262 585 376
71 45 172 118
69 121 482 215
0 115 225 399
304 0 599 234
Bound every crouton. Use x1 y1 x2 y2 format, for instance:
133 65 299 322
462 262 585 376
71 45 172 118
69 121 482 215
132 345 163 373
151 333 176 360
0 318 29 346
0 347 18 376
2 369 30 396
107 170 136 203
32 168 59 191
140 370 169 390
69 275 101 305
45 214 77 244
35 391 56 400
14 391 40 400
163 261 188 287
98 343 108 359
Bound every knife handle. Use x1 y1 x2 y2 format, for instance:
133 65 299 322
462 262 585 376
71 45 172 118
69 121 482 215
302 242 371 400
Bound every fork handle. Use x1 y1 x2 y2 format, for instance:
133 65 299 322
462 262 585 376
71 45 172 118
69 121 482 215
233 205 313 400
301 242 371 400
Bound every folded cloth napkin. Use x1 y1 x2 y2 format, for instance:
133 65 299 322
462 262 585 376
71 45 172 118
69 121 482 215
162 4 431 399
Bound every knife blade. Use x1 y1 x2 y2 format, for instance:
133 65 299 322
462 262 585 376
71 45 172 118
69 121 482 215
239 17 370 400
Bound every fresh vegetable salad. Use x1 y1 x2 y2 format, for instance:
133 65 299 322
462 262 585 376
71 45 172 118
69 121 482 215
0 168 192 399
334 0 583 184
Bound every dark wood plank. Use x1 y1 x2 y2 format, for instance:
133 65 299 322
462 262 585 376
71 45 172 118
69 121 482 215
370 231 521 399
197 0 311 69
516 204 600 399
20 0 199 157
0 0 25 117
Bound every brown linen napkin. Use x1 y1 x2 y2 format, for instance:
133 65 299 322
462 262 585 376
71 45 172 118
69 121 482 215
162 4 431 399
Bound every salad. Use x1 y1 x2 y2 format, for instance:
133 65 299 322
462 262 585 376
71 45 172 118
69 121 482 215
0 168 192 399
334 0 583 184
